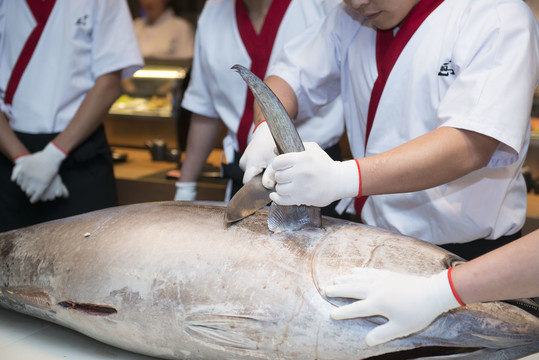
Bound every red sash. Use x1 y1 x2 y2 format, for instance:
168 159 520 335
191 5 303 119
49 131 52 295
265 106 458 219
355 0 444 215
235 0 292 154
5 0 56 105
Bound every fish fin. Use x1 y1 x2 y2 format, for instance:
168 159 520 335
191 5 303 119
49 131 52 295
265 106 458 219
267 203 321 233
232 65 323 232
502 298 539 318
1 285 52 308
184 314 273 350
231 64 304 154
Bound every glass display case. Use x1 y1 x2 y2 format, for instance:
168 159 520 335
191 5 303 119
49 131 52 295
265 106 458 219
104 59 191 149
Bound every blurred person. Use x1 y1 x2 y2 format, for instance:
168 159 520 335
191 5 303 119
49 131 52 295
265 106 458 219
174 0 345 219
134 0 194 59
0 1 143 232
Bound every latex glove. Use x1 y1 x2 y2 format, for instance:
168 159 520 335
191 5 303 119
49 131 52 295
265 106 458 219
325 268 462 346
174 182 197 201
11 142 67 204
239 121 277 185
266 142 359 207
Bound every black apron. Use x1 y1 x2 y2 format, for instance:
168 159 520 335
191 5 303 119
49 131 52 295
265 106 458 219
0 125 117 232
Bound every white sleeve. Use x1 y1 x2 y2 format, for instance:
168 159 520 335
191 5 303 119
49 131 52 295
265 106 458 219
268 6 344 120
438 0 539 167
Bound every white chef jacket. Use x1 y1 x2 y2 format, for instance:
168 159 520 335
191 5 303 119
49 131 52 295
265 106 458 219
134 8 194 59
0 0 143 134
269 0 539 244
181 0 344 163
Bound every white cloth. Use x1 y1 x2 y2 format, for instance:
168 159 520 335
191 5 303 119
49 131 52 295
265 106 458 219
133 8 194 59
0 0 143 134
181 0 344 165
269 0 539 244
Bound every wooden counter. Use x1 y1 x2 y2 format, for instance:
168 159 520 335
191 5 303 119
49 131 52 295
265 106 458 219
112 147 226 205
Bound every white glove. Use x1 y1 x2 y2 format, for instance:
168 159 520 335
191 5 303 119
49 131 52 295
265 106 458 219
239 121 277 185
266 142 360 207
325 268 462 347
39 174 69 202
11 142 67 204
174 182 197 201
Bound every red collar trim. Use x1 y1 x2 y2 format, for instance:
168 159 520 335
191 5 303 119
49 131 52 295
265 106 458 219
235 0 292 154
5 0 57 105
365 0 445 145
356 0 445 216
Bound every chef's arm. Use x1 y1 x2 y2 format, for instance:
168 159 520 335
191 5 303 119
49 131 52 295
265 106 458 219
0 112 29 161
358 127 499 196
256 76 499 194
53 70 122 154
253 75 298 125
452 229 539 303
178 113 223 183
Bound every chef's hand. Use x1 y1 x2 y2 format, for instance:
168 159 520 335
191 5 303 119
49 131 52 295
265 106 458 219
264 142 360 207
39 174 69 202
11 141 68 204
325 268 463 346
174 182 197 201
239 121 277 185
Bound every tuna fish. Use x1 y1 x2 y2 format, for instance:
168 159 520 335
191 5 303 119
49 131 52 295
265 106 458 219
0 202 538 359
1 65 537 359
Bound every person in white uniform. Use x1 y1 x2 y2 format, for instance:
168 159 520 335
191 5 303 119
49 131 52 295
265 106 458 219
133 0 194 59
241 0 539 260
174 0 345 217
0 0 143 232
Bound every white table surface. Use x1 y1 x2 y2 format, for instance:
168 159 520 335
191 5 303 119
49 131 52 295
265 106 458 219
0 307 157 359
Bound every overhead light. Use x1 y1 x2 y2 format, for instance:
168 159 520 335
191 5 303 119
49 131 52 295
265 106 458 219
132 68 186 79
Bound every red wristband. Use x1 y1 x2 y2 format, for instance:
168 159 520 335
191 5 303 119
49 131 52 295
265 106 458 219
253 119 266 133
354 158 362 197
51 140 68 156
12 152 30 163
448 267 466 306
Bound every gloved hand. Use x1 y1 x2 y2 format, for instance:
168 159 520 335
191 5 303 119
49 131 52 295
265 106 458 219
265 142 360 207
39 174 69 202
325 268 463 346
11 142 67 204
174 182 197 201
239 121 277 185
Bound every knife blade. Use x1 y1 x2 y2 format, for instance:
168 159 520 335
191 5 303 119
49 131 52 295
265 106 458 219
225 174 271 223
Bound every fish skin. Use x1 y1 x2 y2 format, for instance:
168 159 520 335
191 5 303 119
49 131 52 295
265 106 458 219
0 202 538 359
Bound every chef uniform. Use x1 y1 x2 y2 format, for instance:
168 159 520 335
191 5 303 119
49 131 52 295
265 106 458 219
181 0 344 202
0 0 143 231
268 0 539 250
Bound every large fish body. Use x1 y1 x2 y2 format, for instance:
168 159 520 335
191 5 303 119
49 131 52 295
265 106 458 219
0 202 538 359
